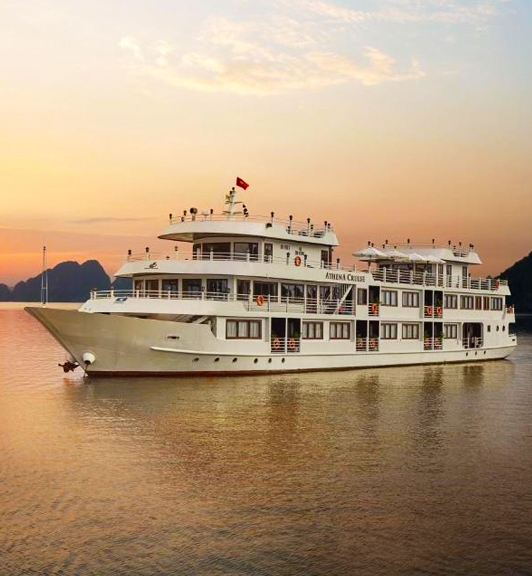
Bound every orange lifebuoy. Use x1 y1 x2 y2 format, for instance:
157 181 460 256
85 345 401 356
256 295 265 306
436 306 442 316
294 256 302 267
371 303 378 314
272 338 281 350
369 339 377 350
426 306 433 315
288 338 296 350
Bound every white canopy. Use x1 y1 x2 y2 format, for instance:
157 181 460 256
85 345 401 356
353 246 387 259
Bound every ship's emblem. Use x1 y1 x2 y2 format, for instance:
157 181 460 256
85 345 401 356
147 262 158 269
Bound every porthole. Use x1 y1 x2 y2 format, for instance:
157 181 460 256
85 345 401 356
475 351 478 356
232 358 237 363
268 358 272 363
214 357 220 362
466 352 469 357
497 326 500 331
281 358 286 363
484 351 487 355
502 326 506 332
254 358 258 364
487 325 491 332
193 357 199 362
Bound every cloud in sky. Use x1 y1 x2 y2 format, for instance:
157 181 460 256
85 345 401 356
118 0 510 96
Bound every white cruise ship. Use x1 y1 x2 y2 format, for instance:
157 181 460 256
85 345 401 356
26 184 517 376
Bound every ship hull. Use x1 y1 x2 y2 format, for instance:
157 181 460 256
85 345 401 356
26 307 516 377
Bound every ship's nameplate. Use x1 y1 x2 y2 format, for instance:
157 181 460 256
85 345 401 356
325 271 366 283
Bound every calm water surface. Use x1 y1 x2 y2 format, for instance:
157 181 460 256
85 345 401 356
1 306 532 576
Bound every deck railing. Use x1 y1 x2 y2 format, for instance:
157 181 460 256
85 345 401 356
123 250 505 292
90 290 355 316
168 212 334 238
270 337 301 354
371 269 505 292
463 337 483 349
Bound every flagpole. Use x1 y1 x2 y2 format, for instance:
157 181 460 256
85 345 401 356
41 245 48 307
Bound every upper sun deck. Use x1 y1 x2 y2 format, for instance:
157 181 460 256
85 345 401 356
355 242 482 266
158 187 339 247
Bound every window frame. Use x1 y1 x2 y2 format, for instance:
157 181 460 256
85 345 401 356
226 319 262 340
329 321 351 340
302 321 324 340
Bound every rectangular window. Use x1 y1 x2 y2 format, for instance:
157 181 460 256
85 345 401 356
381 290 398 307
264 243 273 262
357 288 367 305
234 242 259 261
475 296 482 310
237 280 251 300
281 283 304 302
382 323 398 339
444 323 458 339
302 321 323 340
491 297 503 311
253 281 278 297
460 295 474 309
483 296 490 310
202 242 231 259
402 323 420 339
402 291 420 308
183 278 202 297
226 320 262 339
330 322 351 340
445 294 458 309
162 279 179 294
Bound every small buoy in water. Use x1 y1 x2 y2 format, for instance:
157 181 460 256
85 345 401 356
82 352 96 366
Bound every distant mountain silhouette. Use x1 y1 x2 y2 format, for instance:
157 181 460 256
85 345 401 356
8 260 112 302
499 250 532 313
0 283 10 301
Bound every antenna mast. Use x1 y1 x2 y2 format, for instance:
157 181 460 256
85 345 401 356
41 245 48 306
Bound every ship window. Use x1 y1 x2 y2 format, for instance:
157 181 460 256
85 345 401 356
483 296 490 310
445 294 458 308
491 297 503 311
145 279 159 297
382 323 397 339
487 325 491 332
475 296 482 310
234 242 259 261
183 279 202 298
302 321 323 340
460 295 474 310
202 242 231 260
381 290 398 307
357 288 367 305
253 281 278 297
207 279 229 297
402 323 420 340
330 322 351 340
264 243 273 263
281 283 304 302
237 280 251 300
226 320 262 339
162 279 179 294
402 291 420 308
444 324 458 339
502 325 506 332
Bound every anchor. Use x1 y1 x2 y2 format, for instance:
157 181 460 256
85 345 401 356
58 360 79 373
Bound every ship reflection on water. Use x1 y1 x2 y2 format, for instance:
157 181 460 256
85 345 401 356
1 308 532 576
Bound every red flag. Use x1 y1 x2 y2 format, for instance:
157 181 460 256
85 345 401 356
236 177 249 190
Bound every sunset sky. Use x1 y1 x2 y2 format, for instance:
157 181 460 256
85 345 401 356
1 0 531 285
